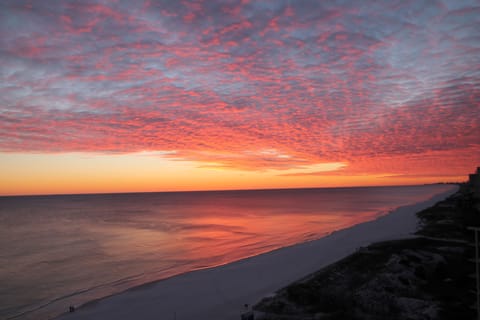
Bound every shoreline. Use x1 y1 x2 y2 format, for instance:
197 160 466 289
255 183 475 319
56 186 458 320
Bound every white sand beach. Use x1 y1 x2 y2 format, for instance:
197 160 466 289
57 186 457 320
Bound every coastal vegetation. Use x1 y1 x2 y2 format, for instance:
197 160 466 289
255 183 479 319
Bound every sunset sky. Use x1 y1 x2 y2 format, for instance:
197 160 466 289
1 0 479 195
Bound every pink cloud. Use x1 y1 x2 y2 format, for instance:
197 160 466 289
0 0 479 177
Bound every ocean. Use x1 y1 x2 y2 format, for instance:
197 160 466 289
0 184 453 320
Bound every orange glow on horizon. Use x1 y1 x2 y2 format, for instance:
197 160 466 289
0 152 467 196
1 1 479 196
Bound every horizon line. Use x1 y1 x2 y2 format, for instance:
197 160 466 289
0 182 460 198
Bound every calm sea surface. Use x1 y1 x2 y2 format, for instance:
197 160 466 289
0 185 453 319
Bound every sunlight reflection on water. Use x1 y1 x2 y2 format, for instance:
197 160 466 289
0 184 453 319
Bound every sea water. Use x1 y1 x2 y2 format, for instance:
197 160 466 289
0 184 453 319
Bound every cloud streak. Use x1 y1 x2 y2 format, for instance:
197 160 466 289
0 0 479 175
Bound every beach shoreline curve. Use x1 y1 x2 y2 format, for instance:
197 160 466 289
56 185 459 320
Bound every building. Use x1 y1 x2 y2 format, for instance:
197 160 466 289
469 167 480 200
